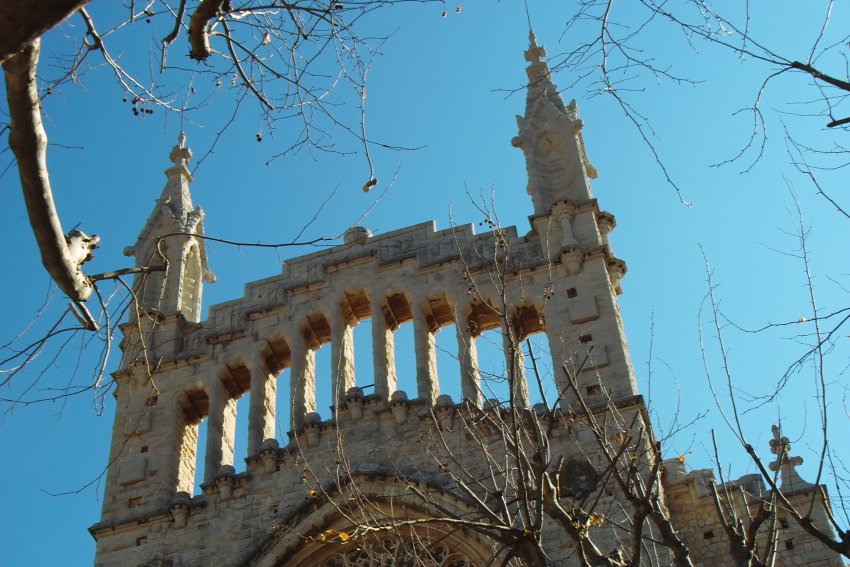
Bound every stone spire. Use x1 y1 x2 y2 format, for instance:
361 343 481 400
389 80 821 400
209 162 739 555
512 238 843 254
124 133 214 322
768 424 812 491
162 130 194 213
522 31 563 115
512 32 598 216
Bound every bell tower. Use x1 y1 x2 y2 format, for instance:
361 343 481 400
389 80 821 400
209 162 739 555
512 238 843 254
510 32 636 404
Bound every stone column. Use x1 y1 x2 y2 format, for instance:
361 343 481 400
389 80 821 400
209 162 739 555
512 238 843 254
553 203 578 248
502 320 530 408
412 295 439 405
371 295 397 401
329 303 356 407
165 398 194 499
542 300 570 402
205 378 236 483
453 300 480 406
289 331 316 430
247 353 276 456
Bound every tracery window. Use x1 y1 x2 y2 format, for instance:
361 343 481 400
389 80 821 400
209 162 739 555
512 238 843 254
320 537 468 567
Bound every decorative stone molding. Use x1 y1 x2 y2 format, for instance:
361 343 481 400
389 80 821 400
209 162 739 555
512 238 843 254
317 537 470 567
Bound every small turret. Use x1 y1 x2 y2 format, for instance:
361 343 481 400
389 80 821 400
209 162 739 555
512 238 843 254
512 32 598 216
124 133 214 323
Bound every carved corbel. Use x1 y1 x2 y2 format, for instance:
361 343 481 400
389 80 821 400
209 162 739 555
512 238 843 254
596 212 616 237
259 439 280 473
389 391 410 425
607 258 626 293
562 248 583 276
344 387 365 421
550 201 576 218
532 402 553 425
169 492 192 528
214 465 236 500
434 394 455 431
301 412 322 447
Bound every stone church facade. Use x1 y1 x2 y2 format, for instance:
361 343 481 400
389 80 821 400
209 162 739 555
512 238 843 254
90 35 843 567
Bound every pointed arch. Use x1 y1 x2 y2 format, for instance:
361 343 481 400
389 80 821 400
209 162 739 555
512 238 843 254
241 470 506 567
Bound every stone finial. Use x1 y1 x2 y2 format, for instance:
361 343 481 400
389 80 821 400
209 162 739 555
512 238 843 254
343 226 372 245
435 394 454 408
169 131 192 168
768 425 811 491
525 31 546 64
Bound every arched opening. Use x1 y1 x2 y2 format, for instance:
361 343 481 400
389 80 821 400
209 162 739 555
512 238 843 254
176 388 209 495
221 363 251 472
512 304 552 407
467 300 504 403
298 313 331 423
245 478 504 567
339 290 371 398
426 295 457 399
384 293 415 398
262 337 290 443
352 319 375 392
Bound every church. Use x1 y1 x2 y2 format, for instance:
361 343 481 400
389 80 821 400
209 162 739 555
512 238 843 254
89 34 843 567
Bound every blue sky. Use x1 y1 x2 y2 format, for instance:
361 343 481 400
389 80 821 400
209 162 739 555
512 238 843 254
1 1 848 564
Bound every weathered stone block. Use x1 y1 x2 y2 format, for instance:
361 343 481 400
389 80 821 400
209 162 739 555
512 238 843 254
568 296 599 324
118 455 148 486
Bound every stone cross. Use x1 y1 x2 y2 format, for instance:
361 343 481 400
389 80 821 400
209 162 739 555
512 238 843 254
170 131 192 167
768 424 811 491
524 31 546 64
